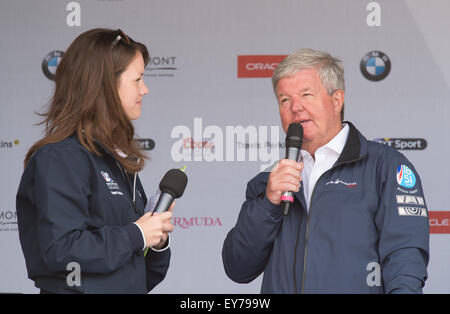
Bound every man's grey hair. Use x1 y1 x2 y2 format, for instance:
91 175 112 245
272 48 345 120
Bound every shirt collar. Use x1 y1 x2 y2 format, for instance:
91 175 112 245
323 123 349 155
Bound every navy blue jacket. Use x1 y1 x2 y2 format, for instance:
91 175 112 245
222 122 429 293
16 135 170 293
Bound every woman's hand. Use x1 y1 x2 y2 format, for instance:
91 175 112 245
135 202 175 248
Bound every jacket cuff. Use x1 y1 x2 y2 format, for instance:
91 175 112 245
150 235 170 252
124 223 145 253
258 194 283 218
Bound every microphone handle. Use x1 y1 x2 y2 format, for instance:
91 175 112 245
144 192 174 257
281 201 291 216
282 147 300 216
286 147 300 161
152 193 174 215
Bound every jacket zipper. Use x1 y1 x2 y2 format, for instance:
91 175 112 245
115 161 138 214
299 156 364 293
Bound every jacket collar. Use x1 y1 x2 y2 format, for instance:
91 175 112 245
335 121 367 165
77 132 122 164
93 138 117 160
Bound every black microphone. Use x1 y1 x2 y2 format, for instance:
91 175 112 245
152 168 188 215
281 123 303 216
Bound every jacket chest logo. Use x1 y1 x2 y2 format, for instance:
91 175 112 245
325 178 358 188
100 171 122 194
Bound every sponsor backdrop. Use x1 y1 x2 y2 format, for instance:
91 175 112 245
1 0 449 293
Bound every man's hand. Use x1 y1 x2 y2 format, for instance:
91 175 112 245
266 159 303 205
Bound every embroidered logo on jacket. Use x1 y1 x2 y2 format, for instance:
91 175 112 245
396 165 416 188
100 171 121 194
325 179 358 188
101 171 113 183
396 195 425 206
398 206 427 217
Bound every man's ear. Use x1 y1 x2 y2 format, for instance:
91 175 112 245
333 90 345 117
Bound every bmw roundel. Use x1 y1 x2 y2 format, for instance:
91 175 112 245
360 51 391 81
42 50 64 81
396 165 416 188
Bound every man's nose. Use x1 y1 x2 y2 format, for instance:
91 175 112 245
291 96 304 113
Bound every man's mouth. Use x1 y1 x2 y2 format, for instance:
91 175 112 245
299 119 311 125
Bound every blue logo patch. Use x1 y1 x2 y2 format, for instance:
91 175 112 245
396 165 416 188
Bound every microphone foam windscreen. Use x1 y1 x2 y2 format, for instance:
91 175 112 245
159 168 188 198
286 123 303 149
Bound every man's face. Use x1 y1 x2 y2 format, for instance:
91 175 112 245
276 68 344 154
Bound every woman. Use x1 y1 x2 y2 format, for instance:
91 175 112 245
16 28 174 293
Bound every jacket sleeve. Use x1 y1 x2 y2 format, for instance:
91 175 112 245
144 246 171 292
31 145 144 274
375 154 430 293
222 176 283 283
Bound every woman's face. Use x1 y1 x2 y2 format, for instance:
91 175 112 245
117 52 149 120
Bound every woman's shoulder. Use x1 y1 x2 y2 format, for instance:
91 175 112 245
31 135 94 166
20 136 98 190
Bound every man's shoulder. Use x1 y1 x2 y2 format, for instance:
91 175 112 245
347 123 413 169
365 139 409 163
347 123 406 161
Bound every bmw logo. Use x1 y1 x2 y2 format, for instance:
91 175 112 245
42 50 64 81
360 51 391 81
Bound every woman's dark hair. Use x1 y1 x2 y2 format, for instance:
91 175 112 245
25 28 150 172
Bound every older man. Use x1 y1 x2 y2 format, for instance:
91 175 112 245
222 48 429 293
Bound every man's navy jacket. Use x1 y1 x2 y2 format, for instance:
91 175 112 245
222 122 429 293
16 135 170 293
